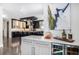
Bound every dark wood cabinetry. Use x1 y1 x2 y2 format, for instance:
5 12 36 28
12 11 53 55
65 45 79 55
12 31 44 38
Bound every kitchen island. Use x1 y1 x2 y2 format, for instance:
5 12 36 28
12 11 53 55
21 35 79 55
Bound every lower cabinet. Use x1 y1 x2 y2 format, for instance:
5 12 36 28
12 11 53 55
51 43 79 55
21 39 51 55
51 43 65 55
21 38 79 55
65 45 79 55
21 40 32 55
34 40 51 55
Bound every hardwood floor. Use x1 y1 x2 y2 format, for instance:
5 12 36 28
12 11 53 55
0 47 21 55
0 37 21 55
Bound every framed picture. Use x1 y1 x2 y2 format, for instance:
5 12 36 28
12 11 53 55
48 3 71 30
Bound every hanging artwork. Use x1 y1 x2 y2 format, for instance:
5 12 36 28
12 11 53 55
48 3 71 30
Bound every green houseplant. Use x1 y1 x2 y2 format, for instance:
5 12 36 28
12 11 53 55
48 5 55 30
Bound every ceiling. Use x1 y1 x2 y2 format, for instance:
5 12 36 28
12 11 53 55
0 3 44 19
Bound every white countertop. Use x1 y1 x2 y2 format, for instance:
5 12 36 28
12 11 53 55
21 35 79 46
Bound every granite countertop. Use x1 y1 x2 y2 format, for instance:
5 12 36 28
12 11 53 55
21 35 79 46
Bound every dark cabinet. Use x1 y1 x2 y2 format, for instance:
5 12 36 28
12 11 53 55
65 45 79 55
33 21 40 29
12 32 30 37
12 31 43 38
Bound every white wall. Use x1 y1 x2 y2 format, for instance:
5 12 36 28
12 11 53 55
0 7 3 47
43 4 50 34
71 4 79 43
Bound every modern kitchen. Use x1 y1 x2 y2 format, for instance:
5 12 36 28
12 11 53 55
0 3 79 55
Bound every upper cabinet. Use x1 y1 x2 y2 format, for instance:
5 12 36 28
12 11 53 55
11 16 44 32
12 19 26 29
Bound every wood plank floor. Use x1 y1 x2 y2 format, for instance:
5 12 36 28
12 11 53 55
0 37 21 55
